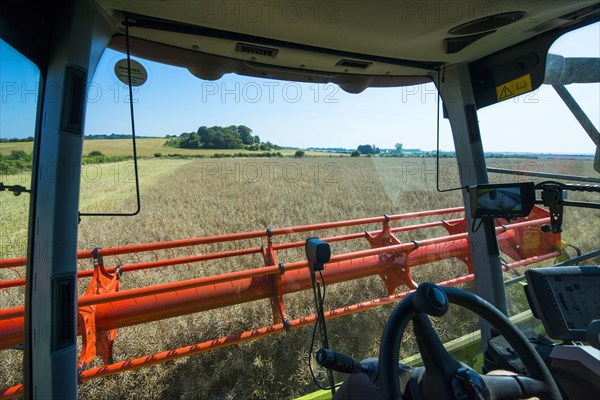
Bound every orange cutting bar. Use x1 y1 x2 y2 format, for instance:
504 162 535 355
0 207 465 270
0 217 553 350
0 205 562 398
0 251 562 400
0 218 465 291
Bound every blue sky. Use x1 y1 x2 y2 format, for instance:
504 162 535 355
1 23 598 154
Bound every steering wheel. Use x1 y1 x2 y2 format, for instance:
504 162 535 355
378 282 562 400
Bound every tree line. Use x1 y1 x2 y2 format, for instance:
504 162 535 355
165 125 280 151
0 137 34 143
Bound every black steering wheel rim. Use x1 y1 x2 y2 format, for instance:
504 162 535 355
378 284 562 400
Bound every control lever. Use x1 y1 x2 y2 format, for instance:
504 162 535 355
317 348 414 393
316 348 369 375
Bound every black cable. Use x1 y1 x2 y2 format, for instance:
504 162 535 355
562 243 583 264
79 16 141 217
567 243 582 258
124 18 142 215
308 278 327 390
308 271 341 391
319 270 326 300
308 314 328 390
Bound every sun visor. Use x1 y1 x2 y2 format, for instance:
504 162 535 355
108 36 431 94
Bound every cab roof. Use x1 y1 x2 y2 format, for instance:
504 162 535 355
95 1 599 94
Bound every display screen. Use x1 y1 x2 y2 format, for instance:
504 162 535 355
525 266 600 341
548 275 600 333
469 182 535 219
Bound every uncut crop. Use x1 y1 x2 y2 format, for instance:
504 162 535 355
1 157 598 399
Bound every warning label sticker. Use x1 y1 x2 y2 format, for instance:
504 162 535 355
496 74 533 102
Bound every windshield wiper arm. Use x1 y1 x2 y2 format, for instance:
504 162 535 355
0 182 30 196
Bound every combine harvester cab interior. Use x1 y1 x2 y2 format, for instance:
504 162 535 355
0 1 599 399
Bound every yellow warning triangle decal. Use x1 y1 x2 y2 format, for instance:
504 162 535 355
498 86 513 100
495 75 532 102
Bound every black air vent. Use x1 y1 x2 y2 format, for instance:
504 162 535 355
449 11 526 35
235 42 279 57
559 4 600 20
336 59 372 69
445 31 495 54
52 276 75 350
61 66 87 135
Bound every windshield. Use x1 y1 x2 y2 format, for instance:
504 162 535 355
76 53 468 399
1 19 599 400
